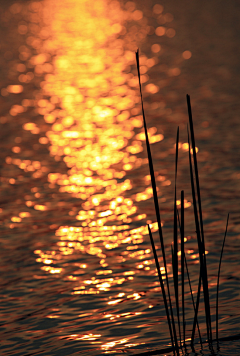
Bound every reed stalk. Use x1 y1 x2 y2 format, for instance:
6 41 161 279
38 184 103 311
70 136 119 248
136 49 179 354
216 213 230 342
173 128 182 345
180 190 185 347
187 95 212 343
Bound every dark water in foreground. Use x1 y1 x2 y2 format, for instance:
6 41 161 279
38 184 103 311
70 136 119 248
0 0 240 355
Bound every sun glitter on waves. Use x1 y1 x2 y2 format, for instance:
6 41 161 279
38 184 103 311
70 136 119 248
26 0 168 281
5 0 192 301
0 0 195 352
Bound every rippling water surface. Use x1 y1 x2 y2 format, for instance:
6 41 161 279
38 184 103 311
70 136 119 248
0 0 240 355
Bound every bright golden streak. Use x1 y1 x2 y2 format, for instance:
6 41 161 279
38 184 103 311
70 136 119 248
25 0 177 315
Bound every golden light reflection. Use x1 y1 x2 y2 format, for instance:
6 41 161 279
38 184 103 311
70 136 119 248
7 0 186 349
101 338 129 350
65 333 101 341
7 84 23 93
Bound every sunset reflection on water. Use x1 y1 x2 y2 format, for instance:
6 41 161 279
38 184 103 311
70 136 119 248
0 0 198 353
1 0 240 354
28 0 166 289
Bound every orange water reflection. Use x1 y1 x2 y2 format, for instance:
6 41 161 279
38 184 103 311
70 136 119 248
26 0 164 282
4 0 190 351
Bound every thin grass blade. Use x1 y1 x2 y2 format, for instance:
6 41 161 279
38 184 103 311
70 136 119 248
177 208 202 347
216 213 230 342
180 190 185 346
187 125 205 344
186 95 212 342
173 127 181 344
148 225 175 352
185 255 203 347
191 273 202 347
136 49 179 353
171 244 174 276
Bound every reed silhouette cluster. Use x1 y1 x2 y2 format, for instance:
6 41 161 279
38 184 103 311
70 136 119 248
135 49 230 355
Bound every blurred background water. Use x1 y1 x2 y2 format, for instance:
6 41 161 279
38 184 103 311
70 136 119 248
0 0 240 355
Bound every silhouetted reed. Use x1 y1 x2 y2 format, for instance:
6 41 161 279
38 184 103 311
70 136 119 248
135 49 230 355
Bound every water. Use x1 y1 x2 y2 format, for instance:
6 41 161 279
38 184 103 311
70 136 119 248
0 0 239 355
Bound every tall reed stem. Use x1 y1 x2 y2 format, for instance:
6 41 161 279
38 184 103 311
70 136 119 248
216 213 229 342
136 49 179 354
186 95 212 344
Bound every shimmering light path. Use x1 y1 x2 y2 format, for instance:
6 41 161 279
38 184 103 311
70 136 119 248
0 0 240 355
29 0 168 292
